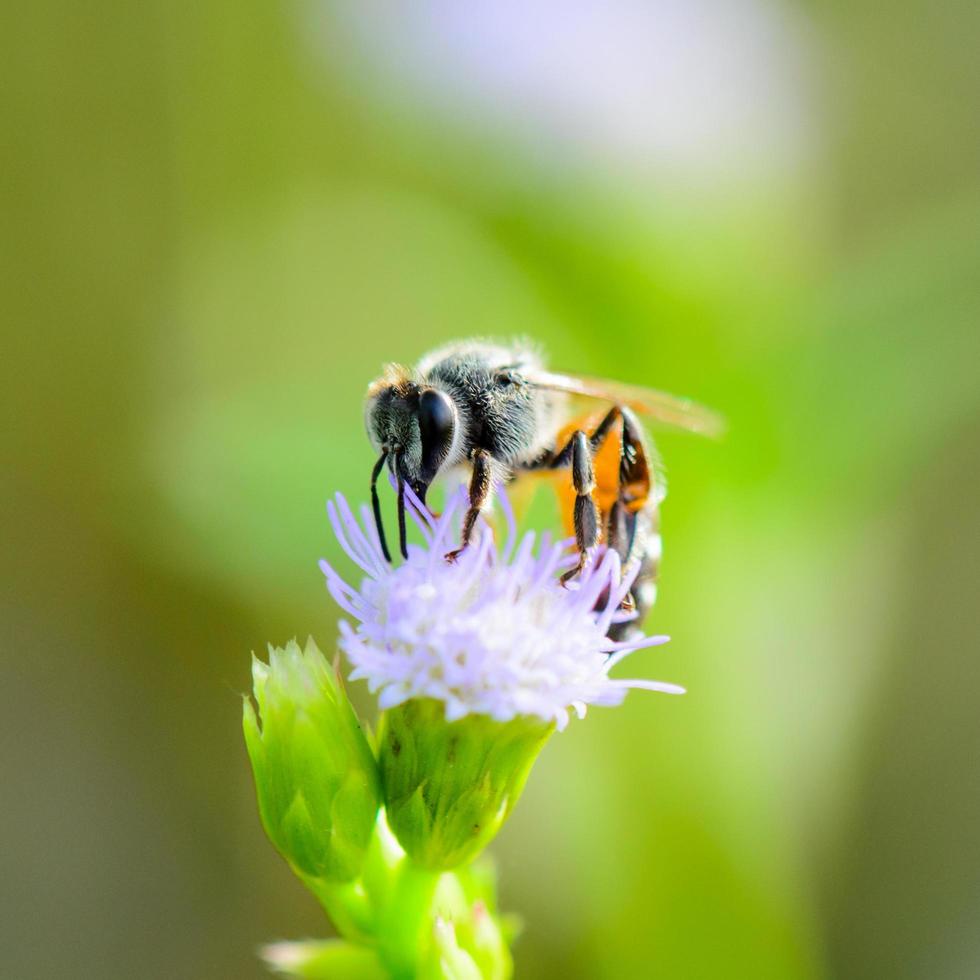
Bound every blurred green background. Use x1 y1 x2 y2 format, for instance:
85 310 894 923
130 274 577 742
3 2 979 978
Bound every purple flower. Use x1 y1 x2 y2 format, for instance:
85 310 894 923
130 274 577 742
319 485 683 731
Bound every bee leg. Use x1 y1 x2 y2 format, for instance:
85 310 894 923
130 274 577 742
559 431 600 585
445 448 492 563
536 407 624 583
606 492 645 628
606 498 631 570
610 408 659 630
529 406 620 471
589 405 622 453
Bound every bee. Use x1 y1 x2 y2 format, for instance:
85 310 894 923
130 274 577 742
364 339 721 639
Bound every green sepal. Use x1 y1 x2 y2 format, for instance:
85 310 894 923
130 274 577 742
378 698 553 870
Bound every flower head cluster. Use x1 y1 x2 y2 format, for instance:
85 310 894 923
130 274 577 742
319 485 682 731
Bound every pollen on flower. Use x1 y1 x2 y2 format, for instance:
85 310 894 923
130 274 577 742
318 485 683 731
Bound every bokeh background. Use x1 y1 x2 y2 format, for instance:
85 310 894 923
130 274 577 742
3 2 979 978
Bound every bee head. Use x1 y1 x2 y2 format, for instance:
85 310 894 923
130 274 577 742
365 365 459 560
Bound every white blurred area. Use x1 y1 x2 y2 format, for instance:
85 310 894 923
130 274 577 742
306 0 821 188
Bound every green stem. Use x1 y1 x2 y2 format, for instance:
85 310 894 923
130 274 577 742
302 875 376 946
376 858 442 978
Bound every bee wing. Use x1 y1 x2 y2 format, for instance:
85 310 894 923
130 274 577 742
529 370 725 438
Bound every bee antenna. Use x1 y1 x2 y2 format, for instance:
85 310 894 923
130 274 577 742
396 462 409 561
370 451 392 563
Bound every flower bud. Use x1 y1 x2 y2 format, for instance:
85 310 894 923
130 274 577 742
379 698 552 870
423 860 515 980
243 638 381 882
262 939 386 979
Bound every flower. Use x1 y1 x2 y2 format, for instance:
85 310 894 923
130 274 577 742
319 484 683 732
319 484 684 868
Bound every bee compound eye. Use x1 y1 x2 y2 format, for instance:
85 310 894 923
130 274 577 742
419 388 455 477
419 389 454 439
